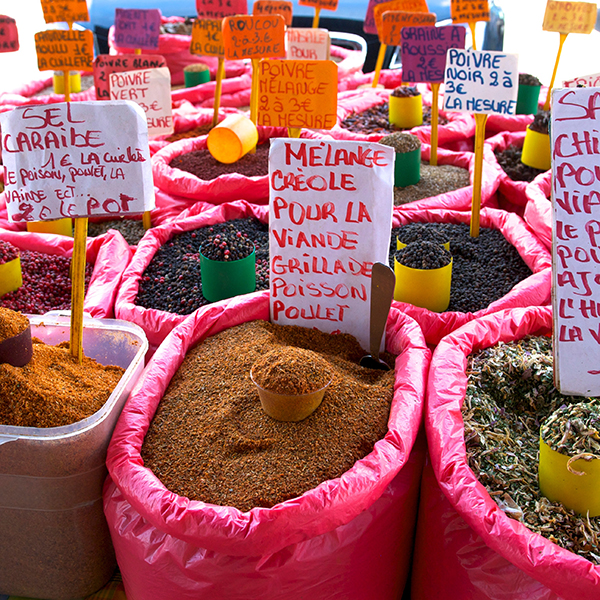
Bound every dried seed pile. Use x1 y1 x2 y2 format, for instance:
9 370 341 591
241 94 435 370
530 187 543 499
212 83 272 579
395 241 451 269
136 218 269 314
494 144 547 182
0 307 28 341
160 18 194 35
391 85 420 97
463 336 600 563
393 162 470 205
396 223 449 246
169 141 270 179
529 110 550 135
519 73 542 87
389 222 532 313
141 320 396 512
0 240 18 264
200 230 254 261
165 123 214 142
88 219 146 245
379 131 421 154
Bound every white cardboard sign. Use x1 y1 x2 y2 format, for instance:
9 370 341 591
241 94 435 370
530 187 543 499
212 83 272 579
1 101 154 221
286 28 330 60
563 72 600 88
109 67 173 136
551 87 600 396
268 138 394 351
443 49 518 114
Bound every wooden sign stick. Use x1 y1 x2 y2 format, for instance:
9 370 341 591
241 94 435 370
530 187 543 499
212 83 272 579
470 112 488 237
469 22 477 50
543 32 568 111
212 56 225 128
312 7 321 27
371 43 386 88
288 127 302 137
430 82 440 166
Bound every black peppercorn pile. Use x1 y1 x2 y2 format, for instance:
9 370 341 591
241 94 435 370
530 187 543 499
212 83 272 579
88 219 146 246
494 145 547 182
389 222 533 313
519 73 542 87
391 85 420 98
0 240 19 265
529 110 550 135
395 241 451 269
136 218 268 314
396 223 449 246
200 231 254 261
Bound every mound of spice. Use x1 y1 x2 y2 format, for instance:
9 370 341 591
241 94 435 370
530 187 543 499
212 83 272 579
463 336 600 563
379 131 421 154
395 241 451 269
519 73 542 87
391 85 420 98
393 162 470 203
529 110 550 135
165 123 214 142
0 338 124 428
0 240 19 265
142 320 396 511
494 144 546 182
396 222 449 246
200 231 254 261
88 219 146 245
0 307 28 342
252 347 332 395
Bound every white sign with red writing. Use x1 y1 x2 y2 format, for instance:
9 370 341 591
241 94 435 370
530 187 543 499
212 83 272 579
286 28 330 60
563 72 600 88
1 101 154 222
551 87 600 395
109 67 173 136
269 138 394 351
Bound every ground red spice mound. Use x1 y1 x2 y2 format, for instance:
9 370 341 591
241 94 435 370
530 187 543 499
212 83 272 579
0 308 28 342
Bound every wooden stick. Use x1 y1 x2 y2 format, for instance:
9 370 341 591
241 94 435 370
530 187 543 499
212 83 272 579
212 56 225 128
288 127 302 137
544 32 568 111
371 44 386 88
469 22 477 51
430 83 440 166
470 113 488 238
70 217 88 363
312 8 320 28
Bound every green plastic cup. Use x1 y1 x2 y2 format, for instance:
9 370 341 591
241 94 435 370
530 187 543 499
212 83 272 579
200 249 256 302
516 84 541 115
394 146 421 187
184 64 211 88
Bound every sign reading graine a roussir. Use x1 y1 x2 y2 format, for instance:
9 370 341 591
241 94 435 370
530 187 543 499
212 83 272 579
551 86 600 396
268 138 394 351
1 101 154 221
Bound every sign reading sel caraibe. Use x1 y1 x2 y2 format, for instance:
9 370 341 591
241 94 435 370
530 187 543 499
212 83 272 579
269 138 394 351
1 102 154 221
551 87 600 396
114 8 161 50
443 49 518 114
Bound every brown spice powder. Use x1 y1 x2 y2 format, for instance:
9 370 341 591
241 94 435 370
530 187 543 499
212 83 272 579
0 308 28 342
0 339 125 428
142 321 397 512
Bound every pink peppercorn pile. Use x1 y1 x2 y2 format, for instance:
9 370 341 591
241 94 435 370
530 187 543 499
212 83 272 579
0 241 19 265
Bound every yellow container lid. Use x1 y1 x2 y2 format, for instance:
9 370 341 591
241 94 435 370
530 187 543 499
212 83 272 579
207 114 259 164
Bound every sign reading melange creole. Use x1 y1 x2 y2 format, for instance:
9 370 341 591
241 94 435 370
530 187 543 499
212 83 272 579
551 87 600 396
269 139 394 351
443 49 518 115
1 102 154 222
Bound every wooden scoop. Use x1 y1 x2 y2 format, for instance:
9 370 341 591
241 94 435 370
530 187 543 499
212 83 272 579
360 262 395 370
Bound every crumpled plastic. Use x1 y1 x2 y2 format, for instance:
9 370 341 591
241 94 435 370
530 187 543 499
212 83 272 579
485 86 549 136
524 170 552 250
390 207 552 345
0 228 132 318
104 290 429 600
411 305 600 600
0 74 97 108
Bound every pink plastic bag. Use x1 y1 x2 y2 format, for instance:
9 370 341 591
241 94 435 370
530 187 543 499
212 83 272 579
169 72 252 107
411 305 600 600
390 207 552 345
0 228 132 318
0 75 96 106
524 170 552 250
485 85 549 136
337 68 405 92
104 291 429 600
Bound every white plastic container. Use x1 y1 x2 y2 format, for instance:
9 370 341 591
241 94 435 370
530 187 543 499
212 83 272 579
0 313 148 600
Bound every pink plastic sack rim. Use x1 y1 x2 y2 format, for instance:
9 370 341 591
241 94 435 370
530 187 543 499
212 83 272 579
426 305 600 595
107 291 429 556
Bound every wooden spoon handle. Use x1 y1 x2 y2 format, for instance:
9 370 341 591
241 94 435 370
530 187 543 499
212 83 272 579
369 262 396 358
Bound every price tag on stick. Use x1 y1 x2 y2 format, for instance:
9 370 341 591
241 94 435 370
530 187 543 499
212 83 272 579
563 71 600 88
443 48 518 236
0 16 19 52
286 28 330 60
298 0 339 28
35 28 94 72
380 10 436 45
197 0 248 19
253 1 293 25
114 8 161 50
450 0 489 51
41 0 89 24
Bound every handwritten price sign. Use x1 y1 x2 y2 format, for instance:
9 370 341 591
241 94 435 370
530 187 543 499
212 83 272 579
380 11 436 46
0 101 154 221
551 86 600 395
269 138 394 351
41 0 89 24
543 0 597 34
253 0 293 26
364 0 428 36
35 29 93 71
401 26 466 83
450 0 490 23
196 0 248 19
564 71 600 88
443 49 518 114
191 19 224 56
0 16 19 53
286 28 330 60
298 0 339 12
114 8 161 50
222 15 285 60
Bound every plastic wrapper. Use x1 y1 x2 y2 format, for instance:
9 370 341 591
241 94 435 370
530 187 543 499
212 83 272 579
411 305 600 600
105 291 429 600
389 207 552 346
524 170 552 250
0 74 96 108
485 86 549 136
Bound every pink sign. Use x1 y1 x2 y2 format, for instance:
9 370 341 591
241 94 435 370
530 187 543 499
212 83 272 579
196 0 248 19
94 54 167 100
0 16 18 53
114 8 161 50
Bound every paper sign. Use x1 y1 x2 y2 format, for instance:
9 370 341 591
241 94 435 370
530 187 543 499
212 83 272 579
258 60 337 128
450 0 490 23
1 101 154 221
550 87 600 395
110 68 173 136
41 0 89 24
380 11 436 46
114 8 161 50
268 138 394 351
196 0 248 19
286 28 330 60
222 15 286 60
401 26 466 83
543 0 597 34
190 19 224 56
35 29 94 71
94 54 167 100
443 49 518 114
298 0 339 13
254 1 293 26
0 16 19 53
364 0 428 36
564 72 600 88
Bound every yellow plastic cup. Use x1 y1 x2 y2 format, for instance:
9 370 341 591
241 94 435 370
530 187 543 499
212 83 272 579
207 114 259 164
27 218 73 237
394 257 452 312
521 127 551 171
539 437 600 517
389 94 423 129
0 256 23 297
53 71 82 94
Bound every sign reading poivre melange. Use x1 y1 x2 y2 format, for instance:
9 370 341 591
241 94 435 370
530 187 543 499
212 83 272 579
1 101 154 221
269 138 394 351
